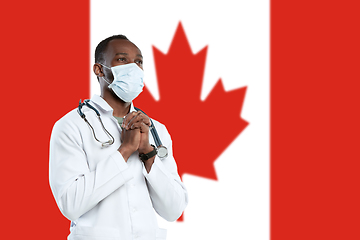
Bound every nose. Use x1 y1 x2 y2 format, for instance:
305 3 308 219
130 61 143 70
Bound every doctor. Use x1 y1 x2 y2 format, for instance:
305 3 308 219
49 35 188 240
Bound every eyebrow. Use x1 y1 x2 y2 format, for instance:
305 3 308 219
115 52 143 58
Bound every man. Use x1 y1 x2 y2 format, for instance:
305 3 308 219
49 35 188 240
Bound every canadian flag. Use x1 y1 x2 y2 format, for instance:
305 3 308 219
1 0 359 240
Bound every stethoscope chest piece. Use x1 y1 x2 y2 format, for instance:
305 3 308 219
157 145 168 159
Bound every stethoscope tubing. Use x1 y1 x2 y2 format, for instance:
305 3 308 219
134 107 163 148
77 99 163 149
78 99 114 147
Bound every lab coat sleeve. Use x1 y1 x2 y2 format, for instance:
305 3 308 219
49 115 133 221
143 124 188 222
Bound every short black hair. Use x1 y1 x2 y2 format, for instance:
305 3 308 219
95 34 129 64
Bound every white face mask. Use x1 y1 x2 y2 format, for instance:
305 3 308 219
100 63 144 102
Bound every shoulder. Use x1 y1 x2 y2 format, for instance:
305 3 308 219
53 108 82 129
51 108 87 140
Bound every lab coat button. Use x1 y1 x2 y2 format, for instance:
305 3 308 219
132 207 137 212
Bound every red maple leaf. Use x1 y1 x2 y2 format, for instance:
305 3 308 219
134 22 248 181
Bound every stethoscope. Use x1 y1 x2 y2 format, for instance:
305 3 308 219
77 99 168 158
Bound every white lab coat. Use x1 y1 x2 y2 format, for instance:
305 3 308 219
49 95 188 240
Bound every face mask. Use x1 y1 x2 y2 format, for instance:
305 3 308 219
100 63 144 102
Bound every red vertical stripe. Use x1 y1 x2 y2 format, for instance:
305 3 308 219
271 0 360 239
1 1 89 239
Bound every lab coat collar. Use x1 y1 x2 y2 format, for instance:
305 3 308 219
90 95 136 115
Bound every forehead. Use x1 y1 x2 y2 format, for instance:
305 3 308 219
104 39 142 58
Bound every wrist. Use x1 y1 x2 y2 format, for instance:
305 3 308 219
139 144 157 161
118 145 134 162
138 144 154 155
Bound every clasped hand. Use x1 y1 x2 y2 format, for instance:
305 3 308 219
118 111 153 161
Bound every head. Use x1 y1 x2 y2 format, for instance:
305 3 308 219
93 35 143 98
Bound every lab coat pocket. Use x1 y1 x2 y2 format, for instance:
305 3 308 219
69 226 121 240
156 228 167 240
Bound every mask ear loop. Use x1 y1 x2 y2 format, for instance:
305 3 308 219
98 63 111 69
98 63 112 85
101 76 111 85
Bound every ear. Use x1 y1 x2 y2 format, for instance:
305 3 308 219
93 63 104 78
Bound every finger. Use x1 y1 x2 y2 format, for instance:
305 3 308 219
126 112 151 130
129 121 149 132
135 112 151 126
122 111 151 129
128 121 141 130
138 113 151 126
126 112 143 130
140 122 150 133
122 111 138 128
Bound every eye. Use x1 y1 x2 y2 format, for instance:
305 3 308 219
117 57 127 62
135 59 143 65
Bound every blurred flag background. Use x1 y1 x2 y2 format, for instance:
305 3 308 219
1 0 359 240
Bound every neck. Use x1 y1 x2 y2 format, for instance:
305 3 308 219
101 90 131 118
